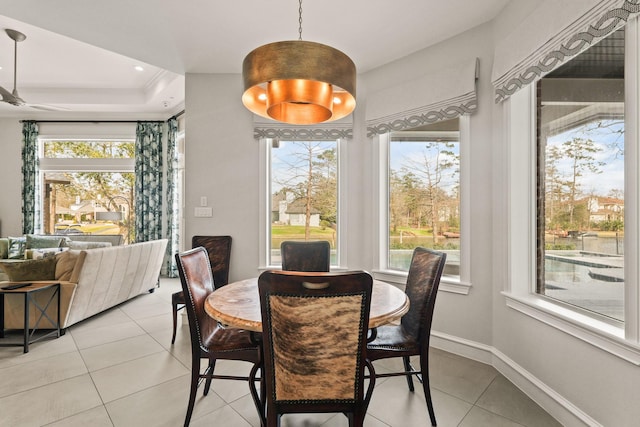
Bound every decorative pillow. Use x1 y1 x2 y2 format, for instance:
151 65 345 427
0 239 8 259
7 236 26 259
0 257 57 281
31 247 69 260
26 234 65 249
55 250 80 281
67 241 112 250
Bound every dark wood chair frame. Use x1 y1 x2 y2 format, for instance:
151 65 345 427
252 270 376 427
366 247 446 427
175 247 262 427
171 235 232 344
280 240 331 272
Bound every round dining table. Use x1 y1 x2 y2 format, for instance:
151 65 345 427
205 276 409 332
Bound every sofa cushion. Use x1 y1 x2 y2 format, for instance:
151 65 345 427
0 256 57 281
26 234 66 249
7 236 26 259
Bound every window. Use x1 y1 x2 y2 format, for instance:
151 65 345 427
39 139 135 243
504 22 640 358
388 119 460 275
536 29 625 323
265 139 340 267
374 117 470 293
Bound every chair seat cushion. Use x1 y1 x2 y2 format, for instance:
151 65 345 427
202 322 260 354
367 324 419 358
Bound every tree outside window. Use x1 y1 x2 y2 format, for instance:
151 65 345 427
269 140 338 265
388 121 460 273
41 140 135 243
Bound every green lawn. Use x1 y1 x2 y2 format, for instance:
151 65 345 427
271 225 336 248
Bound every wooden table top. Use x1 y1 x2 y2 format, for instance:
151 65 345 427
205 277 409 332
0 281 61 293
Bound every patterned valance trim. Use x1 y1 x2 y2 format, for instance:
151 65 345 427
365 58 478 138
493 0 640 103
253 122 353 140
366 95 476 137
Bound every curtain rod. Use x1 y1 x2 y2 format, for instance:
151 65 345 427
170 109 185 120
20 120 165 124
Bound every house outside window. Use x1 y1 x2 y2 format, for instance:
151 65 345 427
38 139 135 243
265 139 340 267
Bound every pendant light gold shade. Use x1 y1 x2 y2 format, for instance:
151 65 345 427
242 40 356 124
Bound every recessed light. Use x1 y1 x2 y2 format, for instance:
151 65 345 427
134 65 144 72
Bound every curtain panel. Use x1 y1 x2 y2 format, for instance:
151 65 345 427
165 118 179 278
365 58 478 137
134 122 164 242
21 121 39 235
492 0 640 103
253 116 353 141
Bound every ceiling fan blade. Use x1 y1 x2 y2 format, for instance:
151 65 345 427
28 104 70 111
0 85 12 99
0 85 25 106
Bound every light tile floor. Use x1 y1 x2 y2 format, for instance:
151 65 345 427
0 278 562 427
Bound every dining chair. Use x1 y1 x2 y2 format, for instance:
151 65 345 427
175 247 261 427
280 240 330 272
366 247 446 427
253 270 376 427
171 235 232 344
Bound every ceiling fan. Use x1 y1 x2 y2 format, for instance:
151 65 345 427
0 28 67 111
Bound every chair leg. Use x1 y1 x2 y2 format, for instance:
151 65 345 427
403 356 415 391
203 358 216 395
249 362 267 426
419 355 437 426
171 301 178 344
266 409 279 427
184 356 201 427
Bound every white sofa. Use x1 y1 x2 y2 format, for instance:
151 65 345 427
2 239 168 330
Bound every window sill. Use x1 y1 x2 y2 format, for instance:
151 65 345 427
503 291 640 365
372 269 471 295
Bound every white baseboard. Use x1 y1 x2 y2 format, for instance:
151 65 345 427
430 330 601 427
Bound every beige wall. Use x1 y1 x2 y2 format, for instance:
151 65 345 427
0 118 24 236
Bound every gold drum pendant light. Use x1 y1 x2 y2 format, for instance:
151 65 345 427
242 0 356 125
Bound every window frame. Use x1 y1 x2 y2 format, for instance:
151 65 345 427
259 137 348 270
502 19 640 363
372 115 472 295
37 137 136 235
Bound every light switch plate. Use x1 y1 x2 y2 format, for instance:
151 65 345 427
194 207 213 217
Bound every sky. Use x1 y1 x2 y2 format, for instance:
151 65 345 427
547 119 624 198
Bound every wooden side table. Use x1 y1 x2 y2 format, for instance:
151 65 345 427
0 282 61 353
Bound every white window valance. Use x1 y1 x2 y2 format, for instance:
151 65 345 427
365 58 478 138
253 116 352 140
492 0 640 103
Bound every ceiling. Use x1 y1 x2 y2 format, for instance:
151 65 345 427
0 0 511 120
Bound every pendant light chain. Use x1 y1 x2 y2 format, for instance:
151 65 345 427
298 0 303 40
